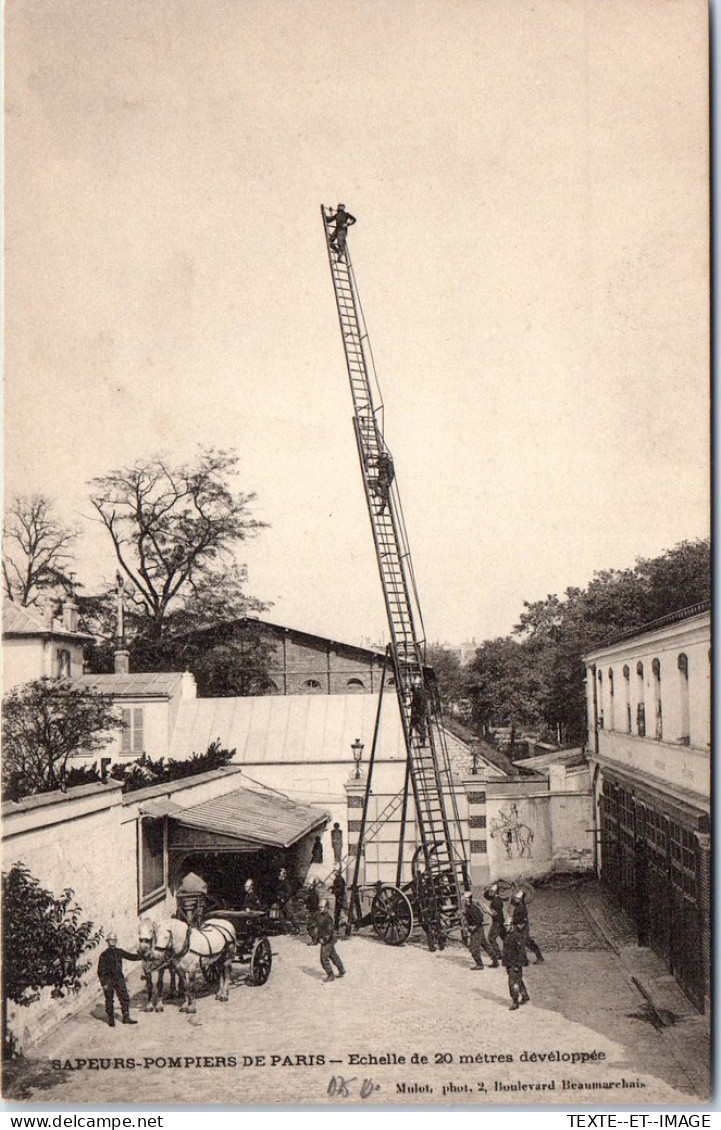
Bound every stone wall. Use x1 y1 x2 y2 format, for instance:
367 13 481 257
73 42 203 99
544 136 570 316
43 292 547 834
2 766 245 1051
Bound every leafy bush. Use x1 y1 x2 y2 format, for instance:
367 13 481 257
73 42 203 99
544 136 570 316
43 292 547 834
108 740 236 792
6 742 236 801
2 864 102 1056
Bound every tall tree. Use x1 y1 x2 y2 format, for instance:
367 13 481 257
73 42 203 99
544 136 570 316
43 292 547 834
2 679 122 800
465 537 710 746
2 495 78 606
425 645 465 715
88 448 267 640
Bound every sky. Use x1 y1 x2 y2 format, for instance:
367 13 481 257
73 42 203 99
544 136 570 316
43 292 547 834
4 0 710 650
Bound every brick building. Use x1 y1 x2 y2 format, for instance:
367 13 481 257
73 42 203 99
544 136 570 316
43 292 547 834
190 617 392 695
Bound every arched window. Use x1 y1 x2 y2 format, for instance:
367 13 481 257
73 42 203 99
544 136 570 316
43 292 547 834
56 648 71 677
262 679 279 695
302 679 322 692
597 670 604 729
608 668 615 730
677 653 690 743
636 661 646 737
651 658 662 740
623 665 631 732
347 678 365 691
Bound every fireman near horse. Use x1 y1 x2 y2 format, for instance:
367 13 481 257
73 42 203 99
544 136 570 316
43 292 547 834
138 916 237 1013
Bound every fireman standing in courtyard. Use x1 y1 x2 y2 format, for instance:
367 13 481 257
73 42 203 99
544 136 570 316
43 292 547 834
510 889 544 963
484 882 507 964
462 891 499 970
503 922 531 1010
317 897 346 982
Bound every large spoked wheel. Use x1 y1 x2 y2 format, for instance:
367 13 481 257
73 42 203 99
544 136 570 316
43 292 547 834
371 885 414 946
249 937 272 985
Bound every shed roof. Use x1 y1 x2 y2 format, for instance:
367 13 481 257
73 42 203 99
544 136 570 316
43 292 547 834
166 785 328 849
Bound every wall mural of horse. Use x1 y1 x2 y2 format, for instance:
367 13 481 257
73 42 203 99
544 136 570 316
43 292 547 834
489 812 535 859
138 916 236 1014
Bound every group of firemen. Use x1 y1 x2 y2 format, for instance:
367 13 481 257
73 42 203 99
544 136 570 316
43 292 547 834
462 884 544 1010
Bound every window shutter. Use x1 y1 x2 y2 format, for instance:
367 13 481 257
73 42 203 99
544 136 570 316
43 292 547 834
133 708 144 754
121 709 132 754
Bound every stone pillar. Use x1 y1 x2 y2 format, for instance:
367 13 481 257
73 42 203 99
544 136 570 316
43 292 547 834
344 776 367 886
463 778 490 888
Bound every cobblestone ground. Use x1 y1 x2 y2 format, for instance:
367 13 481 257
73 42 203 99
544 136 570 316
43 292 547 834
4 881 709 1107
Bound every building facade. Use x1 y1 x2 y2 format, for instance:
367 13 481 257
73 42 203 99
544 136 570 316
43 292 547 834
3 602 94 692
190 617 392 694
584 603 711 1012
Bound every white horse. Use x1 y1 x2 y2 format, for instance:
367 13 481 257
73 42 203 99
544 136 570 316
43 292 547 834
138 916 236 1013
142 959 182 1012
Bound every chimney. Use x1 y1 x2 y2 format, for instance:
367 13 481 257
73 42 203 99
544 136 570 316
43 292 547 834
63 596 79 632
114 574 128 673
181 670 197 699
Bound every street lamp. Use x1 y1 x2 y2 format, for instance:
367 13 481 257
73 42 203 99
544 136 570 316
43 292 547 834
351 737 365 779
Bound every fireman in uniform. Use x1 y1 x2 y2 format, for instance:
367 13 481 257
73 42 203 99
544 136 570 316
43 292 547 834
502 922 530 1010
510 889 544 963
317 897 346 982
461 891 499 970
484 882 507 964
325 203 356 261
97 933 142 1027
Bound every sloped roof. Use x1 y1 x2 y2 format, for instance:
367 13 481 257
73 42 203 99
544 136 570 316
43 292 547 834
168 692 493 781
189 615 386 661
3 604 93 640
170 692 407 764
169 785 328 849
75 672 185 698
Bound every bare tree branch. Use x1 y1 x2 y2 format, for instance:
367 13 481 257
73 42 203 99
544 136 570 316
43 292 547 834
2 495 79 607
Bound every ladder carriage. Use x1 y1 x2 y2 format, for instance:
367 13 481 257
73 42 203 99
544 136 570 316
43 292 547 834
321 206 471 950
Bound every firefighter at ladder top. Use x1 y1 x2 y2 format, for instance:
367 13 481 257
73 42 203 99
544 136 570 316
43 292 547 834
325 203 356 261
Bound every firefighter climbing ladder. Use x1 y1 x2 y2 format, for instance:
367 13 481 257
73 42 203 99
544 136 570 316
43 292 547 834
321 206 470 947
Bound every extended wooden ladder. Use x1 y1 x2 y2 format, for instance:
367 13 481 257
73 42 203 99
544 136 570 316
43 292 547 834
321 206 469 945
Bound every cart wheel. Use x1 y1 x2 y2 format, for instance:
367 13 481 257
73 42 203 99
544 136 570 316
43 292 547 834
249 937 272 985
201 958 222 986
371 885 414 946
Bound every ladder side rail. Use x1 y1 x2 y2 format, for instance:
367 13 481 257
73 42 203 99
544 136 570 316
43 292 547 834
351 419 421 665
426 673 470 863
325 240 427 672
346 255 386 434
346 647 389 934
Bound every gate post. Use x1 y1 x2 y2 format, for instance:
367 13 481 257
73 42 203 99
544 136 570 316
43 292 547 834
463 779 490 889
344 777 366 886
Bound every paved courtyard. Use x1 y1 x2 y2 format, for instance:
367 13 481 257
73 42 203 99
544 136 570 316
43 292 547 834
4 880 710 1107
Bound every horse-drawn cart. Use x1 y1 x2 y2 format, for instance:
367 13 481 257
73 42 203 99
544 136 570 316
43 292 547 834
201 909 273 987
